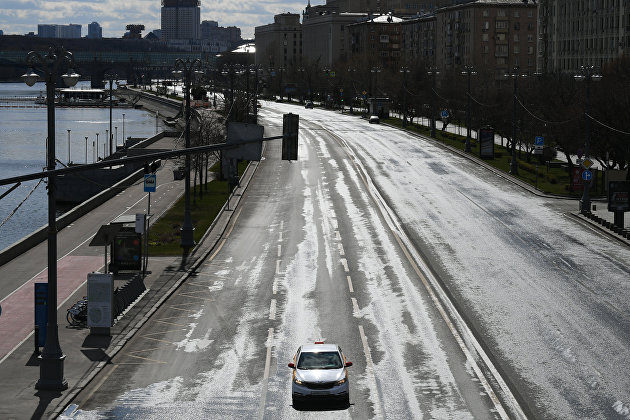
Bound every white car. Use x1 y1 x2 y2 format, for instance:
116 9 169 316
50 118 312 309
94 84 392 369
368 115 380 124
288 342 352 407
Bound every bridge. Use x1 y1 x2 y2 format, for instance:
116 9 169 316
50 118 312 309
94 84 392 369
0 50 216 88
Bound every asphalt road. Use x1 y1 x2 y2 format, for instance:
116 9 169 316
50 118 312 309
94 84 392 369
68 109 513 419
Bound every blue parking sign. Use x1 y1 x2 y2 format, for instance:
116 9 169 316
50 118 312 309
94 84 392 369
535 136 544 146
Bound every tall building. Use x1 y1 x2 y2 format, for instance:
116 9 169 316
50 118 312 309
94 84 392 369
87 22 102 39
255 13 302 69
161 0 201 41
538 0 630 73
201 20 243 48
37 24 81 38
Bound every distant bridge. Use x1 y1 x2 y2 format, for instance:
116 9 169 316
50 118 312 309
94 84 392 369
0 50 216 88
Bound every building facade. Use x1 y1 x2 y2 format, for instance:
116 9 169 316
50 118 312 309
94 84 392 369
88 22 102 39
401 14 437 64
434 0 538 76
539 0 630 73
37 24 81 39
161 0 201 41
303 11 366 67
255 13 302 69
347 15 404 69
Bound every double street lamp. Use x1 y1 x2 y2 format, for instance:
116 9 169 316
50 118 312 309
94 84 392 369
504 67 528 176
400 67 410 128
104 71 118 156
461 65 477 152
574 65 602 214
427 67 439 138
173 58 203 249
22 46 80 391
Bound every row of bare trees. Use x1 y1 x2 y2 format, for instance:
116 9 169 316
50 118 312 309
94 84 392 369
275 55 630 173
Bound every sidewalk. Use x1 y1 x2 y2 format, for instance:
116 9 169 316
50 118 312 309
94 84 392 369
0 157 260 420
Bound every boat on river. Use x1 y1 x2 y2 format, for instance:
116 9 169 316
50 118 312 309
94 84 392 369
56 88 132 107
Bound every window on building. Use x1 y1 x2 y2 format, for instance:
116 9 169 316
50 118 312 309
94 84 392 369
528 23 534 30
528 10 534 18
528 46 534 54
380 34 389 43
528 34 534 42
514 10 520 18
496 21 508 30
483 21 489 30
497 57 507 65
482 9 488 17
514 34 519 42
514 45 520 54
497 10 506 17
482 33 489 41
514 22 520 30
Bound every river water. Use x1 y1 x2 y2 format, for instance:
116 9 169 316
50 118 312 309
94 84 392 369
0 81 166 251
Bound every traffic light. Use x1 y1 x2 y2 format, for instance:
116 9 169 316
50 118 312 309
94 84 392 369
282 113 299 161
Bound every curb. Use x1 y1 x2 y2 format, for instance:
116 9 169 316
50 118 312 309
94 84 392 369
52 157 261 419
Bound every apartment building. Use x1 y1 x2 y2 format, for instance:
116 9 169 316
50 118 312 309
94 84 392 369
347 14 405 68
435 0 538 76
539 0 630 73
255 13 302 69
302 11 366 67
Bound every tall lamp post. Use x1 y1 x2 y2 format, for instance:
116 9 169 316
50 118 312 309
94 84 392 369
461 65 477 152
22 46 79 391
504 67 527 175
574 65 602 213
400 66 410 128
173 58 202 249
427 67 439 138
104 72 117 157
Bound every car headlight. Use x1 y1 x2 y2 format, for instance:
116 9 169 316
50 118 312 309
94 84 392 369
293 375 303 385
335 377 347 385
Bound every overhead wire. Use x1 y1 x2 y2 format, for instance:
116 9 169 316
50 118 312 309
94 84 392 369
0 178 44 229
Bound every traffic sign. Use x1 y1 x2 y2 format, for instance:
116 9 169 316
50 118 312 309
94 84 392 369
582 170 593 181
582 158 594 169
144 174 156 192
441 110 449 118
534 136 544 155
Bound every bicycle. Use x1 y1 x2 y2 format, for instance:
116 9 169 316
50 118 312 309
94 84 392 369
66 296 88 327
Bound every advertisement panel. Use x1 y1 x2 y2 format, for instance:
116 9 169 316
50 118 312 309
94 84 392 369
608 181 630 212
479 127 494 159
87 273 114 328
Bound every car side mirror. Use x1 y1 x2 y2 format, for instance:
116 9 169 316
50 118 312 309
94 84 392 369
345 361 353 367
288 362 295 368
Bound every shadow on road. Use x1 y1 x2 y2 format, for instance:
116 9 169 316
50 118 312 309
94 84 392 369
32 390 63 420
293 400 351 412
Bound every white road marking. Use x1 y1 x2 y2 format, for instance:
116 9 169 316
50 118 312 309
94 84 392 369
257 328 274 420
278 244 282 257
340 258 349 272
276 259 281 275
359 325 384 417
347 275 354 293
338 243 345 256
351 297 360 315
335 230 341 241
269 299 277 320
272 278 279 295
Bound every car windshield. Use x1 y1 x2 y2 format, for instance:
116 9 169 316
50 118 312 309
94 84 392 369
297 351 343 370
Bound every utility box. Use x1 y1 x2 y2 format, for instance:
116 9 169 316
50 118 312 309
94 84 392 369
87 272 114 329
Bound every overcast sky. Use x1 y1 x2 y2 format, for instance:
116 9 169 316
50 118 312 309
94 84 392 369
0 0 307 39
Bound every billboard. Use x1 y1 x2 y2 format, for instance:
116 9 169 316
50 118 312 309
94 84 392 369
479 127 494 159
608 181 630 212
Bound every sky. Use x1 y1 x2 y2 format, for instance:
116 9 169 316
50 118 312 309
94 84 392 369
0 0 307 39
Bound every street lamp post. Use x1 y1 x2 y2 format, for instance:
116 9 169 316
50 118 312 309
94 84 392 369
427 67 439 138
461 65 477 152
122 113 125 145
22 46 79 391
575 65 602 214
104 72 117 157
173 57 203 250
505 67 527 175
95 132 99 162
400 67 410 128
85 136 88 164
67 129 71 164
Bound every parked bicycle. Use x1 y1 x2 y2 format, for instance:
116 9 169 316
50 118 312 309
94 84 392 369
66 296 87 327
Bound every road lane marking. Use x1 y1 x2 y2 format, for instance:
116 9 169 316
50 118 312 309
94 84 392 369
269 299 277 320
335 230 341 241
257 328 274 420
359 325 384 417
340 258 349 272
347 276 354 293
272 278 279 295
338 243 345 256
276 259 281 275
351 297 360 315
278 244 282 257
